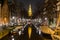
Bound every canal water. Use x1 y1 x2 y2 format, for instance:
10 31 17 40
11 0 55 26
1 24 52 40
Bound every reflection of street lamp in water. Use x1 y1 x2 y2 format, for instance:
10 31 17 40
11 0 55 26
11 35 14 40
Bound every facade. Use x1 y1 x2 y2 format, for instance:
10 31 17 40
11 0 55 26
56 1 60 27
0 2 2 31
0 3 2 24
2 0 9 25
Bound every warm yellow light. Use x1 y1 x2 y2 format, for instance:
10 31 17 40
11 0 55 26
28 27 32 39
0 18 2 24
4 17 7 24
56 13 60 27
28 4 32 16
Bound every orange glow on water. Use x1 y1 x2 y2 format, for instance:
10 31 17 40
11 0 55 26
28 27 32 39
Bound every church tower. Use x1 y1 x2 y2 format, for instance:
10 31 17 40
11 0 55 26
28 4 32 18
2 0 9 25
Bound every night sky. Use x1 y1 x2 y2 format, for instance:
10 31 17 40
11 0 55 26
8 0 44 12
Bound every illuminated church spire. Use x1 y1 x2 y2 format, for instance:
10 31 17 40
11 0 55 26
28 4 32 17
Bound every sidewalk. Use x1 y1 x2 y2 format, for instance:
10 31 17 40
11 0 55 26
0 29 9 39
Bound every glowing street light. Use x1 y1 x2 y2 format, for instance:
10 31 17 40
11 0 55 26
12 16 15 19
11 35 15 40
18 31 21 35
